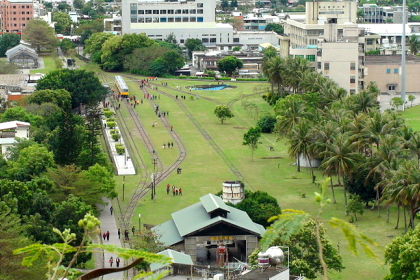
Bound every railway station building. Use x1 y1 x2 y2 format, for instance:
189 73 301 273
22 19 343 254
152 193 265 265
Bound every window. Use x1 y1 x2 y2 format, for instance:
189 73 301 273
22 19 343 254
197 3 203 7
139 18 145 23
198 9 203 14
153 17 159 22
160 10 166 14
190 17 196 22
386 69 391 74
197 17 203 22
190 9 196 14
394 68 398 74
145 17 152 22
180 39 185 43
324 62 329 71
161 18 167 22
317 62 321 69
168 17 174 22
388 85 396 90
182 9 188 14
367 39 373 45
210 38 216 43
153 10 159 14
350 89 356 95
183 17 188 22
175 17 181 22
350 62 355 70
306 55 315 61
168 10 174 14
350 76 355 83
131 16 137 23
202 38 209 43
233 38 239 43
175 9 181 14
145 10 152 14
138 10 144 14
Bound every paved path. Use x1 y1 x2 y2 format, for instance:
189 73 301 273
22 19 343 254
98 198 125 280
378 93 420 111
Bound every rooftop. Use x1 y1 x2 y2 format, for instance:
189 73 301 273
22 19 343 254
365 54 420 64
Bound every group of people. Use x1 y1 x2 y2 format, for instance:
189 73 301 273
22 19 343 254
117 228 132 241
102 231 110 241
108 256 121 267
175 95 187 100
163 142 174 149
166 184 182 196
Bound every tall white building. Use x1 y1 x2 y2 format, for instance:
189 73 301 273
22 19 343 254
121 0 234 46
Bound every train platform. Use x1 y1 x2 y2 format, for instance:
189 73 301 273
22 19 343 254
103 119 136 175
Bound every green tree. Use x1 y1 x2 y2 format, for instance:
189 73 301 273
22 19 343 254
384 223 420 280
232 190 281 227
0 33 21 56
0 60 19 74
84 32 113 63
184 38 206 58
28 89 72 110
23 18 59 52
221 0 229 10
60 38 76 56
36 69 107 108
53 12 71 34
125 46 169 75
148 57 167 77
408 94 416 107
408 34 420 55
164 32 178 45
346 194 364 222
217 55 243 77
162 50 184 74
390 97 404 110
230 0 238 7
243 127 262 160
265 23 284 34
256 115 276 133
288 121 314 173
214 105 234 124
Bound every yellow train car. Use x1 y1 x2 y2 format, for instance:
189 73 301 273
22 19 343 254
115 75 129 97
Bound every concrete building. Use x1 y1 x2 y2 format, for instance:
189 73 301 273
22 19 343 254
365 55 420 95
121 0 234 46
0 0 34 33
152 193 265 264
282 0 365 93
361 4 406 24
0 121 30 157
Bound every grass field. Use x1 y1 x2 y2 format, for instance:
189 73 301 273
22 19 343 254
103 75 419 280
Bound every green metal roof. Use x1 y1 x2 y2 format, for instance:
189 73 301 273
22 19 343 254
150 249 193 272
152 193 265 247
200 193 230 214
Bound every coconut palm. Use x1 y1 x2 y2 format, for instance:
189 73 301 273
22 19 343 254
263 56 285 96
288 121 315 174
346 90 379 115
320 133 361 206
409 34 420 55
345 113 371 154
274 94 307 137
283 56 312 94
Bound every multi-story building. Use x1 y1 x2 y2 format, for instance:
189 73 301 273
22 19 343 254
121 0 234 46
361 4 406 24
281 0 365 94
0 0 34 33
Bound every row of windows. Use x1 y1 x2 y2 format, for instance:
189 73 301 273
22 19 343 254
131 16 203 23
136 9 203 14
5 23 27 27
5 11 32 14
386 68 399 74
6 5 31 8
5 18 30 21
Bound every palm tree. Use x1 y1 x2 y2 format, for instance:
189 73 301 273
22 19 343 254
283 56 312 94
274 94 307 137
263 56 285 96
383 160 420 229
409 34 420 55
346 90 379 115
288 121 315 174
320 133 361 206
346 113 371 154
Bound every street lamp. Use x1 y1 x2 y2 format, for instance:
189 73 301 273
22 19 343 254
138 213 142 235
151 157 157 200
122 175 125 201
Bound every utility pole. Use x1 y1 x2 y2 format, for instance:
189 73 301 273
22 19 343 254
151 157 157 200
122 175 125 201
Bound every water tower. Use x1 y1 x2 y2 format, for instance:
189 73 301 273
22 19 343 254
222 180 244 205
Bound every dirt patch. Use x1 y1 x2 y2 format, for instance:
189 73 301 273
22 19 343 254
233 127 247 129
261 157 283 159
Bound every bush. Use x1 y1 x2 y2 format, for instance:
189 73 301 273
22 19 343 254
106 121 116 129
110 129 119 135
257 115 277 133
104 111 114 118
106 118 115 122
112 133 120 142
115 144 125 155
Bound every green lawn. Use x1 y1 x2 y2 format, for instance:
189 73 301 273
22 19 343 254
107 77 417 280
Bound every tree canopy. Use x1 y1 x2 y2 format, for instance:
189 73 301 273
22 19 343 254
217 56 243 77
0 33 20 56
36 69 107 108
214 105 234 124
23 18 59 52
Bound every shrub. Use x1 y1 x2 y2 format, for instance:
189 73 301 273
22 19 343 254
104 110 114 118
112 133 120 142
115 144 125 155
257 115 277 133
106 118 115 122
106 121 116 129
110 129 119 135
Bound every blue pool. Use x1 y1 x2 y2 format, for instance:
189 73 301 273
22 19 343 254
192 84 229 90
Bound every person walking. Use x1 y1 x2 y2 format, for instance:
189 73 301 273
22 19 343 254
118 228 121 239
110 206 113 215
116 257 121 268
106 231 110 241
179 188 182 195
109 256 114 267
132 226 136 236
166 184 170 195
103 232 106 241
124 229 129 241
